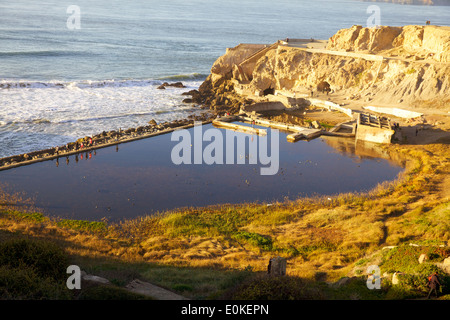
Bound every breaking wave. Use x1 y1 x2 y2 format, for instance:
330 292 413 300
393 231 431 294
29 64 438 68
0 77 204 158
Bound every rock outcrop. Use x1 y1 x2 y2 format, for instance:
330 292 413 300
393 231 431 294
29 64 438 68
197 25 450 113
328 25 450 63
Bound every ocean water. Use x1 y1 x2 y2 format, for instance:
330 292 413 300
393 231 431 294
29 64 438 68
1 0 449 158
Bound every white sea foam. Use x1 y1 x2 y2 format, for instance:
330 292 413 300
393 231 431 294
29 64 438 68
0 79 205 158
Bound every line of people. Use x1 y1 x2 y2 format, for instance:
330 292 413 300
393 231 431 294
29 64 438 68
55 150 97 167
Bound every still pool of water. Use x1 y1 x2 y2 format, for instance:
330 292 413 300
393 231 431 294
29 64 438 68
0 123 403 221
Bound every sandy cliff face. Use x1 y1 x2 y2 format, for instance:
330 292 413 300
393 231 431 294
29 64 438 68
195 25 449 112
328 25 450 63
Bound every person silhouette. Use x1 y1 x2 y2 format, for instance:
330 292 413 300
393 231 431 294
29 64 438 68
427 272 441 299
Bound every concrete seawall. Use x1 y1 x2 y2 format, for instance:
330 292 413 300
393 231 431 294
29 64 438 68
0 117 214 172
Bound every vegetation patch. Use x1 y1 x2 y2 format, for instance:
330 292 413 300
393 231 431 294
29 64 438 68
56 219 107 233
0 239 71 299
234 231 273 251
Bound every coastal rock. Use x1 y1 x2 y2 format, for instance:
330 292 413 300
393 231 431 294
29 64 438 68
169 81 186 88
327 25 450 63
182 89 199 96
328 25 402 53
157 81 186 89
198 25 450 112
148 119 157 126
210 43 267 79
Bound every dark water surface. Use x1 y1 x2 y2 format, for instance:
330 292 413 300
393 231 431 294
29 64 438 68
0 124 403 221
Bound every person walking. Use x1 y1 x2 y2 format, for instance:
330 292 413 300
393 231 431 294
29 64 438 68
427 272 441 299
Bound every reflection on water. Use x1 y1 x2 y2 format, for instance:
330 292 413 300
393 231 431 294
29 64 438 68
0 124 403 222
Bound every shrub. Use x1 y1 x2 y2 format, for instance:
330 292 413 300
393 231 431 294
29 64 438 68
224 275 326 300
233 231 273 251
380 245 450 274
0 239 71 299
5 210 47 223
0 239 69 281
0 265 71 299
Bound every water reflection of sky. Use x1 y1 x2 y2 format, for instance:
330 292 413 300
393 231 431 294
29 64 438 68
0 124 403 222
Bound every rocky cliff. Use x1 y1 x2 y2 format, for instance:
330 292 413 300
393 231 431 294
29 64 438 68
328 25 450 63
191 25 450 112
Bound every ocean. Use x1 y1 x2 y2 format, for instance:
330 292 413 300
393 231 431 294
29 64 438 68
1 0 449 158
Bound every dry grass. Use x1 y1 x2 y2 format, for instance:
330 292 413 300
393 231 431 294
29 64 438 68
0 140 449 297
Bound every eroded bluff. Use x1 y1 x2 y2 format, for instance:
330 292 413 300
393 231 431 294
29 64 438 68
192 25 450 113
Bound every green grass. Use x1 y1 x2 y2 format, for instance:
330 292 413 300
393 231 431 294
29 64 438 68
2 210 48 223
376 244 450 297
234 231 273 251
56 219 107 233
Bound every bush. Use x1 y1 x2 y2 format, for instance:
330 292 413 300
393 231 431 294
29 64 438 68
223 275 326 300
233 231 273 251
0 265 71 299
0 239 69 281
0 239 72 299
380 245 450 274
380 244 450 297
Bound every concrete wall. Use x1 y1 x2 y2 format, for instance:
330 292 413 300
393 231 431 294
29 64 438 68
363 106 423 119
356 125 395 144
302 48 385 62
307 98 353 118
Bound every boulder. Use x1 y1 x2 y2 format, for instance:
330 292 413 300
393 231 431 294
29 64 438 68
182 89 199 96
148 119 157 126
158 81 186 89
418 253 428 264
169 82 185 88
392 272 403 285
442 256 450 274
